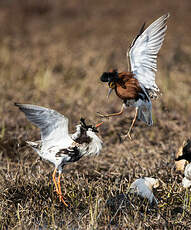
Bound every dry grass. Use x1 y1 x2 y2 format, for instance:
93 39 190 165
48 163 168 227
0 0 191 229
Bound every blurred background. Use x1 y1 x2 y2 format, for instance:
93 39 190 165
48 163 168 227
0 0 191 228
0 0 190 150
0 0 190 122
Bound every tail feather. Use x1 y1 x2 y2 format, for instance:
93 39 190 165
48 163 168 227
26 141 41 153
137 101 153 126
26 141 39 147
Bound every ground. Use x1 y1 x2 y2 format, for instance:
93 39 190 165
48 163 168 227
0 0 191 229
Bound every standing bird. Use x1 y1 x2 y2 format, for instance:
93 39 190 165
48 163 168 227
15 103 103 206
99 14 170 139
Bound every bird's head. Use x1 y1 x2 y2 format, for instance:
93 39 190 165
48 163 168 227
100 69 119 98
80 118 103 133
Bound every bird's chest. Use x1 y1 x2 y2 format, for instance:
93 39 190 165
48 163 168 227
75 133 91 145
55 142 90 167
115 81 142 101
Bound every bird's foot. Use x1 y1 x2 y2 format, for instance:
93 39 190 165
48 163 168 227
120 132 132 141
59 195 68 207
96 112 110 119
55 190 68 207
54 188 60 194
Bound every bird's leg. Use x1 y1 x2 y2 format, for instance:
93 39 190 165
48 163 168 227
52 167 59 194
57 173 68 207
124 107 138 140
97 104 124 119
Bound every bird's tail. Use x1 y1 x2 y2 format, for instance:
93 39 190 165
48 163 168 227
26 141 41 153
26 141 38 147
137 101 153 126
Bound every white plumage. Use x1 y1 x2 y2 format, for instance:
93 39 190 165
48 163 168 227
130 177 159 204
182 164 191 188
128 13 170 97
15 103 103 206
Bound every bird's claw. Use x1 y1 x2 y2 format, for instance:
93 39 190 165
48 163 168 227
54 190 68 207
54 188 60 194
120 132 132 141
59 195 68 207
127 132 132 140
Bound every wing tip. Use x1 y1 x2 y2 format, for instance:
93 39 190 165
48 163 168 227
14 102 22 108
166 12 170 18
14 103 27 110
160 13 170 21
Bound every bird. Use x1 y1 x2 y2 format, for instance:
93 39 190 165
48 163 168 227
175 139 191 162
175 139 188 171
15 103 103 206
175 139 191 188
130 177 159 205
98 13 170 139
182 163 191 188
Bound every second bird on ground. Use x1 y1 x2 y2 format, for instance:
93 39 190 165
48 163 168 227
99 13 170 139
15 103 103 207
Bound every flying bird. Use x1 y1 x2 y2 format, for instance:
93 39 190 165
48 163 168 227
99 13 170 139
15 103 103 206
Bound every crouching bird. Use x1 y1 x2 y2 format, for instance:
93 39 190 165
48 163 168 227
99 13 170 139
15 103 103 206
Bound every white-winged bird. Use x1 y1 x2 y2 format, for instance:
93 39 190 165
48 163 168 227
15 103 103 206
99 14 170 139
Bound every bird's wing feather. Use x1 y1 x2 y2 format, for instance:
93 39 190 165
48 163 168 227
15 103 70 143
128 13 169 92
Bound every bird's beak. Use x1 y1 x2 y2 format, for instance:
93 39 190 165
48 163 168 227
107 88 113 99
95 121 104 128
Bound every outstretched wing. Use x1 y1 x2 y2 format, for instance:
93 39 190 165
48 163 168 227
15 103 70 143
128 13 169 94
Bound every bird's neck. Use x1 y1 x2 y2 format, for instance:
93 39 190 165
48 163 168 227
85 131 103 155
115 72 134 88
71 125 91 144
71 125 82 140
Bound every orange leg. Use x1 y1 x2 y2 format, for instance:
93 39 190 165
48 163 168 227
52 168 68 207
97 104 124 119
57 173 68 207
52 168 59 194
124 107 138 140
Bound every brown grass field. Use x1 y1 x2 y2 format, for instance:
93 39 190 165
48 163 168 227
0 0 191 229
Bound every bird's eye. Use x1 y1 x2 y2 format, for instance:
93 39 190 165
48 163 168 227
109 82 115 89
